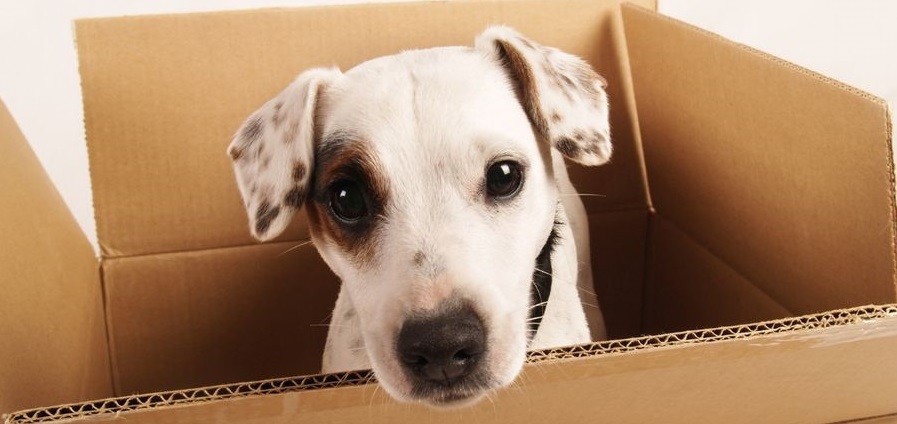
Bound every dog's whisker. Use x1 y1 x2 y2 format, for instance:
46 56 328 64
533 267 552 277
577 286 599 297
579 301 601 310
277 239 313 257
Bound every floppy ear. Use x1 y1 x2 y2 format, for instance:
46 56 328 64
227 68 341 241
475 26 611 166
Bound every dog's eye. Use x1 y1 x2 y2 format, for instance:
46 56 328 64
329 180 368 222
486 160 523 199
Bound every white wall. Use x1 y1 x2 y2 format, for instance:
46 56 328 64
1 0 895 252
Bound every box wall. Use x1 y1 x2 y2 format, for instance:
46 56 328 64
103 241 338 395
624 5 897 316
0 100 112 414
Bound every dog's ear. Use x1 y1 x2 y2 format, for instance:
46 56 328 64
476 26 611 166
227 68 341 241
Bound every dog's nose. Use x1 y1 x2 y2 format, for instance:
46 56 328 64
397 305 485 383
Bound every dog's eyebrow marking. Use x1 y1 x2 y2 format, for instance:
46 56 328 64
308 130 390 268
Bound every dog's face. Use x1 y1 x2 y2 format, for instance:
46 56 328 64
228 27 610 407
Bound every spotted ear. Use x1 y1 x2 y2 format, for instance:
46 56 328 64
475 26 611 166
227 68 341 241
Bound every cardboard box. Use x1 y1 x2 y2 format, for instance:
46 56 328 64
2 1 896 422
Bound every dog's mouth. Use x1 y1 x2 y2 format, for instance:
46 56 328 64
407 373 496 407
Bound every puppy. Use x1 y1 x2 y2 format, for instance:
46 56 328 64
228 26 610 407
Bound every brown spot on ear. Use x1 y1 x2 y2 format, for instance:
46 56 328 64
550 112 562 123
555 137 581 159
255 201 281 236
271 100 285 127
241 115 264 143
282 119 298 145
495 39 548 137
284 186 305 208
572 130 586 142
229 144 246 161
261 155 272 169
292 162 307 181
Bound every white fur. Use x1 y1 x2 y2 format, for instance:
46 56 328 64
228 27 611 407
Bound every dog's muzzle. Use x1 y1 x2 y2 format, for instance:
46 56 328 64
396 303 490 404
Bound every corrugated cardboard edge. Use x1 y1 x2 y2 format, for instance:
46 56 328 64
6 304 896 424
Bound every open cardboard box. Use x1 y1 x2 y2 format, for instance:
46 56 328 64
2 0 896 422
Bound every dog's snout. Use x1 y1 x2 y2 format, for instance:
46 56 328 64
397 305 485 383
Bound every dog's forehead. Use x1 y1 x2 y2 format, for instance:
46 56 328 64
319 47 534 153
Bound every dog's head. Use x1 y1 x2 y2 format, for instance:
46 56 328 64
227 26 610 407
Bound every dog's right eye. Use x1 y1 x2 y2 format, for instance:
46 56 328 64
486 160 523 199
329 180 368 223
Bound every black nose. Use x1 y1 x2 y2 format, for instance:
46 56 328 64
397 305 486 383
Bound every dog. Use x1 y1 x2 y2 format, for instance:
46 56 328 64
227 26 610 407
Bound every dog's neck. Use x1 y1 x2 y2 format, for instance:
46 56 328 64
528 219 561 341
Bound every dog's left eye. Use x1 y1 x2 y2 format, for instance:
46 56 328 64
486 160 523 199
329 180 369 222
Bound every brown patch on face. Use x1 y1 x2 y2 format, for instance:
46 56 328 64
307 132 390 267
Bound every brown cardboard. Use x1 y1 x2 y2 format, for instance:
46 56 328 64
644 214 792 334
0 100 112 413
624 5 897 316
588 209 650 338
3 0 897 422
103 241 338 395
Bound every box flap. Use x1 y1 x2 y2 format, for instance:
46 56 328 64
75 0 654 257
103 241 338 395
0 100 112 413
8 306 897 423
623 5 897 314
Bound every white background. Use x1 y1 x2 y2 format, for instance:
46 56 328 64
1 0 895 252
